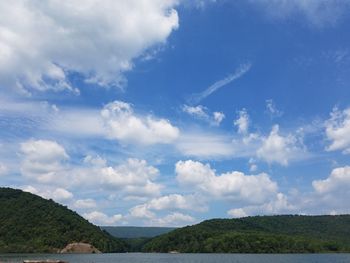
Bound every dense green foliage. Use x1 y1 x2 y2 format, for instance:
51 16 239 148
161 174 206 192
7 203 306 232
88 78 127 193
102 226 176 238
123 237 152 252
143 215 350 253
0 187 128 253
101 226 176 252
3 187 350 254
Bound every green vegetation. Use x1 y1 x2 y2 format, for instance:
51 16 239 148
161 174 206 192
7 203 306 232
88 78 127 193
0 187 128 253
102 226 176 238
2 187 350 254
101 226 176 252
143 215 350 253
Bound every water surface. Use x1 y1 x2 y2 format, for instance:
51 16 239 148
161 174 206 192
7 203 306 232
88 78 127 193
1 253 350 263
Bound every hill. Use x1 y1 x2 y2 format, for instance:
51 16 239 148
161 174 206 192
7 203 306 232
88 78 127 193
143 215 350 253
0 187 128 253
101 226 176 238
101 226 176 252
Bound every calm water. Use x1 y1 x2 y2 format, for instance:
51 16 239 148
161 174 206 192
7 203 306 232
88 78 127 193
1 253 350 263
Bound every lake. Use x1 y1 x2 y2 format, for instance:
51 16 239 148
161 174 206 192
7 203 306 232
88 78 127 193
1 253 350 263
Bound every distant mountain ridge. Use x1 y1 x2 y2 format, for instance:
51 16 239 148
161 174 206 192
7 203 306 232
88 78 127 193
0 187 127 253
102 226 176 238
3 186 350 254
143 215 350 253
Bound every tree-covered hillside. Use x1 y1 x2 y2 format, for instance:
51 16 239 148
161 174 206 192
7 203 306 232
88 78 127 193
0 187 128 253
143 215 350 253
102 226 176 238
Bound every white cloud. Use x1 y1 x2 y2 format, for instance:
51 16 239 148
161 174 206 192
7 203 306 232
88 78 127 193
213 111 225 125
181 0 217 9
129 204 156 219
51 188 74 201
182 105 208 119
257 125 305 165
227 166 350 218
129 204 196 226
182 104 225 126
313 166 350 194
23 185 73 202
265 99 283 118
0 162 8 176
234 108 249 134
74 199 97 209
20 139 68 163
101 101 179 145
145 194 207 212
83 211 123 226
249 159 258 172
128 194 207 220
83 155 107 167
227 208 248 218
176 132 234 158
19 139 163 199
190 63 252 104
20 139 69 185
227 192 294 218
0 0 179 94
100 158 162 198
325 107 350 154
251 0 350 27
48 108 105 138
176 160 278 205
153 212 195 227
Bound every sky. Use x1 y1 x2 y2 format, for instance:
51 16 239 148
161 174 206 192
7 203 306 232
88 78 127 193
0 0 350 227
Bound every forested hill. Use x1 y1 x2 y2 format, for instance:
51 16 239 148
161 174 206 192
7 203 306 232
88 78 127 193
0 187 128 253
102 226 176 238
143 215 350 253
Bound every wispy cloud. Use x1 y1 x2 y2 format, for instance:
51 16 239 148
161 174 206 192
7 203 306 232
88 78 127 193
182 104 225 126
189 63 252 104
250 0 350 27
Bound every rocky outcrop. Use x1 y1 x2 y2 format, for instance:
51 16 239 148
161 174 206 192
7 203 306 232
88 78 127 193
60 242 101 254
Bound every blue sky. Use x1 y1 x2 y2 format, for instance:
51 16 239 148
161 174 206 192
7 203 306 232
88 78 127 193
1 0 350 226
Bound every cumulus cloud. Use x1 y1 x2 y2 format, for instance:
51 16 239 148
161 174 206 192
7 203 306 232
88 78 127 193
227 193 295 218
129 204 156 219
153 212 195 227
144 194 207 212
128 194 207 221
234 108 249 134
0 0 179 94
100 158 162 198
213 111 225 125
313 166 350 194
83 211 123 226
19 140 163 199
74 199 97 209
257 125 305 166
129 203 195 226
175 160 278 205
101 101 180 145
23 185 73 202
20 139 69 185
251 0 350 27
325 107 350 153
182 104 225 126
227 166 350 218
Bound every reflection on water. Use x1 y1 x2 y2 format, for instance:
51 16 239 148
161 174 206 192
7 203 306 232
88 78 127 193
1 253 350 263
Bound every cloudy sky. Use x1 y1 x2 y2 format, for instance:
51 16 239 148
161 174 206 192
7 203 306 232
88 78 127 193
1 0 350 227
